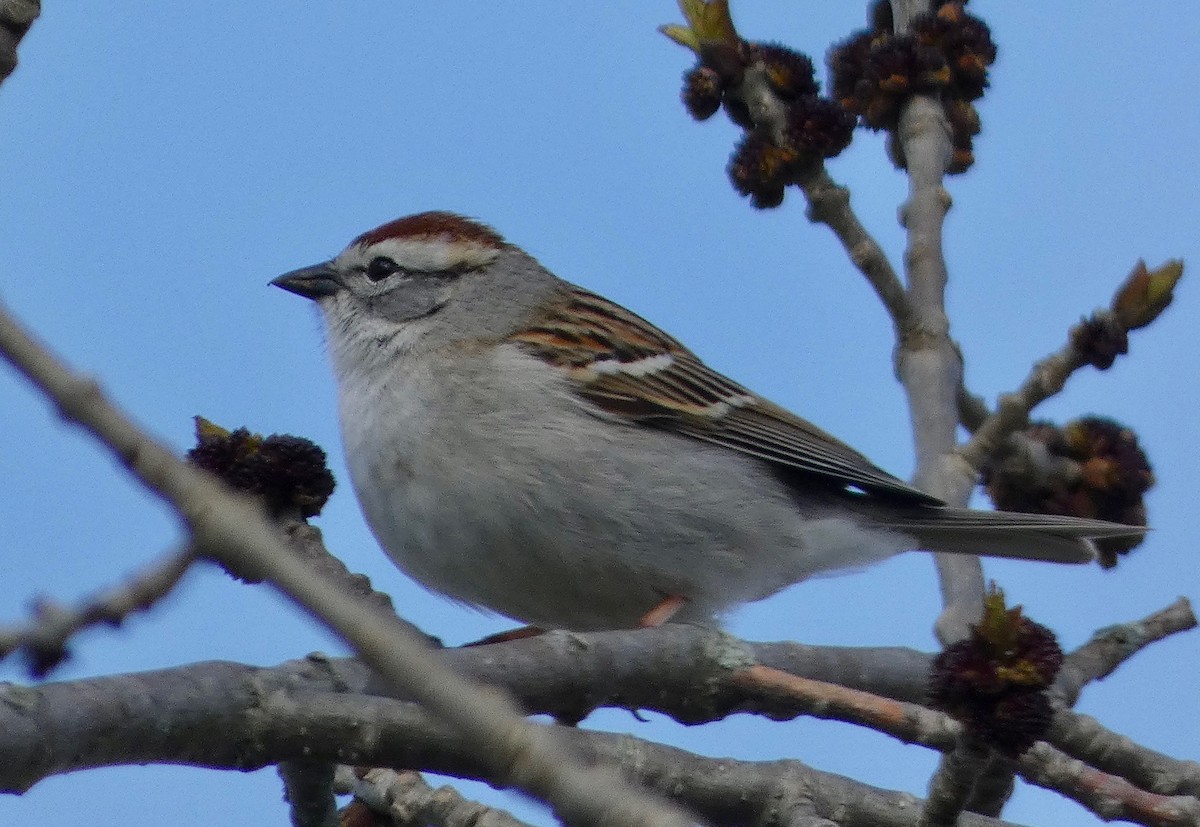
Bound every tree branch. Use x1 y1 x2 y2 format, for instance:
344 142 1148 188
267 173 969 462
7 678 1038 827
0 603 1191 825
1 596 1188 792
888 63 982 655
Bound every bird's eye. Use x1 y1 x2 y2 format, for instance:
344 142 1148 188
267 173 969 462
365 256 400 282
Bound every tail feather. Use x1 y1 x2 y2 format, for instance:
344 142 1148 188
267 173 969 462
890 508 1145 564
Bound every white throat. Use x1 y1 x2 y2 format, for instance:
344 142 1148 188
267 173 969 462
321 296 436 385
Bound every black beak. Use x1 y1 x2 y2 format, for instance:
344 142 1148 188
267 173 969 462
270 263 340 300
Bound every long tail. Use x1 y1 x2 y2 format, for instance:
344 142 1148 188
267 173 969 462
888 508 1145 564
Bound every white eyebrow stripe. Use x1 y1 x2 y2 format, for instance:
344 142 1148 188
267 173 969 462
358 238 501 271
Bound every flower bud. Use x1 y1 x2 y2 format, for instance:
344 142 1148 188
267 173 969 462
1111 259 1184 331
929 586 1062 757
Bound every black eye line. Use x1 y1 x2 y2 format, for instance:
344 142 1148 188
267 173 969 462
360 258 472 283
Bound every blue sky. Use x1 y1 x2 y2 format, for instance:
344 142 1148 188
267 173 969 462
1 4 1196 825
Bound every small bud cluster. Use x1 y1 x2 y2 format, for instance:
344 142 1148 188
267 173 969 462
186 416 335 518
680 40 854 209
828 1 994 172
726 135 799 209
1070 314 1129 370
984 417 1153 567
682 65 724 121
929 587 1063 757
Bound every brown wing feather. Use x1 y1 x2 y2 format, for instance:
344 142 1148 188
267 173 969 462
511 286 940 505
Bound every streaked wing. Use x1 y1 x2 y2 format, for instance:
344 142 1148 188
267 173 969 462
511 286 940 505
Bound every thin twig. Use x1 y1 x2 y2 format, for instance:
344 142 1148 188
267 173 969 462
336 767 537 827
709 29 912 333
0 299 695 827
958 299 1170 474
796 165 913 332
956 373 992 432
686 17 913 335
0 546 196 677
1057 597 1197 705
959 258 1182 455
957 326 1092 474
1049 710 1200 798
1021 742 1200 827
731 664 958 748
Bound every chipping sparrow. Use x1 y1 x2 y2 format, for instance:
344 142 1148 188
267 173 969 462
272 212 1139 631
